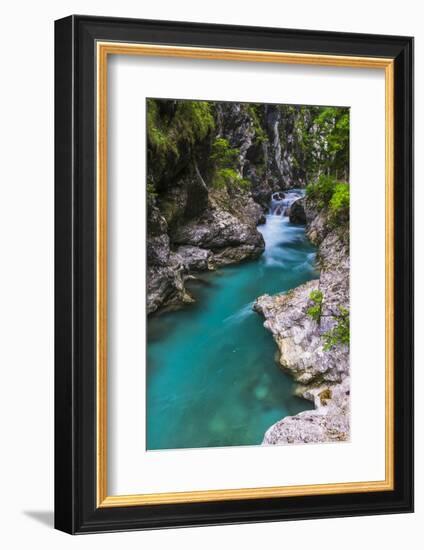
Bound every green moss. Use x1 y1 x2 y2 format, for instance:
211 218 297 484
329 182 349 225
146 99 178 159
146 99 350 208
176 101 215 144
307 289 323 322
146 99 215 164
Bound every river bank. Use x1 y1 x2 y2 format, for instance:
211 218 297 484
254 196 350 445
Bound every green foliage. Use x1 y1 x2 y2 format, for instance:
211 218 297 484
307 289 323 322
214 168 251 191
210 137 250 191
306 175 350 227
146 99 215 162
306 175 338 209
323 306 350 350
177 101 215 143
329 182 350 225
146 98 349 205
313 107 349 178
285 105 349 182
211 138 239 167
146 99 177 158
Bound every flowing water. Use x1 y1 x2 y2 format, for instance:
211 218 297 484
147 190 318 450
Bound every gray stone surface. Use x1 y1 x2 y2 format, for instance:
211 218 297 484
254 201 350 445
288 197 307 224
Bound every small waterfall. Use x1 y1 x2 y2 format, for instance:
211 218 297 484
270 189 304 216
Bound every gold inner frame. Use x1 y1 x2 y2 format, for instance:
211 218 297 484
96 42 395 508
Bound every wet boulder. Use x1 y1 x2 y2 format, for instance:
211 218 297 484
288 197 306 224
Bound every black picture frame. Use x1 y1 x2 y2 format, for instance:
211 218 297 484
55 14 414 534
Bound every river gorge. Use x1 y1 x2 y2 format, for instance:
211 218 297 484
147 191 317 450
146 99 350 450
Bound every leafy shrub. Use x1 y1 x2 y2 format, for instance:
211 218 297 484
323 306 350 350
313 108 349 179
307 289 323 322
306 175 350 228
306 175 337 209
287 105 349 182
214 168 250 191
211 138 239 167
211 138 250 191
329 182 350 225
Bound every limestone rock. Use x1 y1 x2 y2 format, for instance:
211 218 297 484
146 206 192 314
254 213 350 444
172 205 265 262
254 279 348 385
263 377 350 445
176 245 215 272
147 254 193 315
288 197 306 224
305 209 329 245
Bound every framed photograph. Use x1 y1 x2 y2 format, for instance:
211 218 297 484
54 15 413 534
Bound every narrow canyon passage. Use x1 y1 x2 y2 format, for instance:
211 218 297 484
146 191 318 450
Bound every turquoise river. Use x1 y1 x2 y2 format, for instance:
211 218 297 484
147 190 318 450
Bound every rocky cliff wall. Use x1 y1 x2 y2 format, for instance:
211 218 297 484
147 101 302 314
147 99 349 319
